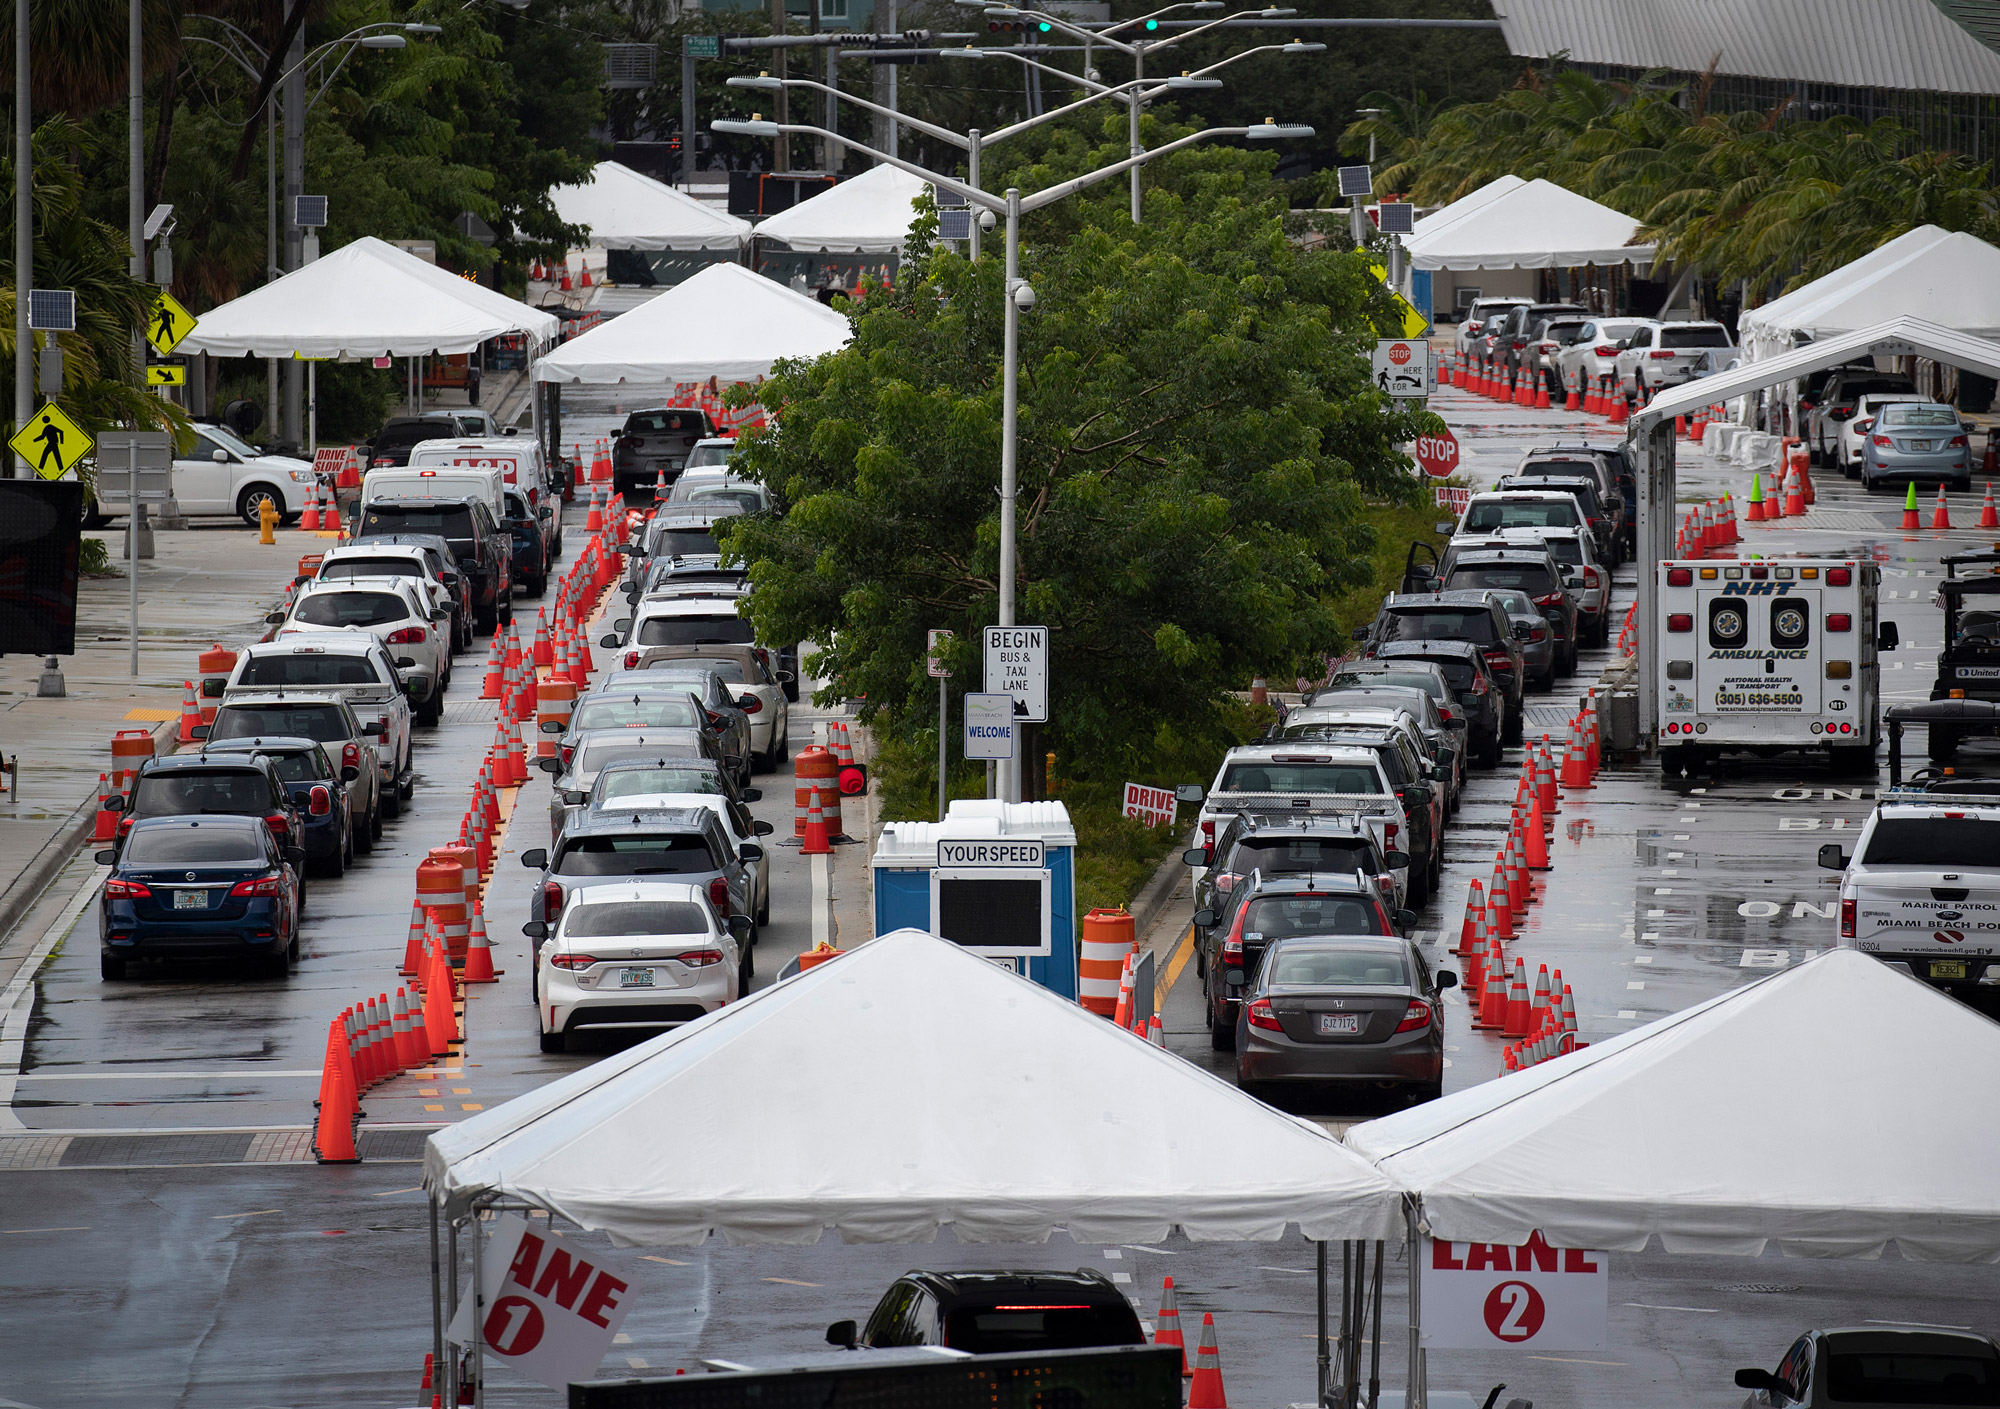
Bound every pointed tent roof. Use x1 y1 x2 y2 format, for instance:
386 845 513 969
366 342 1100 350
1402 177 1655 271
1738 227 2000 354
532 262 851 385
753 163 931 253
179 236 560 360
1407 175 1528 240
550 161 752 252
425 929 1404 1244
1346 950 2000 1260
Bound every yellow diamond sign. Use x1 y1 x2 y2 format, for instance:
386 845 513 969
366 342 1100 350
1367 261 1431 341
10 401 93 481
146 290 197 356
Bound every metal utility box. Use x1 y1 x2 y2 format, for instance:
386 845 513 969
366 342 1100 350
872 800 1078 998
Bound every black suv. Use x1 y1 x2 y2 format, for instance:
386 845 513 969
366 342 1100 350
318 532 474 652
1189 813 1404 929
501 487 552 598
112 753 308 894
1367 642 1504 766
1363 591 1525 744
611 407 717 498
1498 471 1624 567
1267 722 1442 900
1926 551 2000 759
199 736 360 876
1437 545 1578 678
1517 445 1629 564
830 1270 1145 1354
353 495 513 634
365 413 484 469
1495 302 1587 385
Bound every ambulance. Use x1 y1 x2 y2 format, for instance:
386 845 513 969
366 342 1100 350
1655 556 1897 772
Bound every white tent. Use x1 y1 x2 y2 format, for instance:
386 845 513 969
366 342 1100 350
550 161 752 252
424 929 1405 1244
1737 226 2000 358
179 235 559 359
1346 950 2000 1260
1406 174 1526 240
753 164 930 254
532 262 850 385
1402 177 1655 272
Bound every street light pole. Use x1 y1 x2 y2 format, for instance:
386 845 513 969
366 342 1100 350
13 0 30 477
998 186 1021 797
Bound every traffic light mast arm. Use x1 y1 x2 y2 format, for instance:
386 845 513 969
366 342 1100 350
983 74 1194 143
727 74 972 150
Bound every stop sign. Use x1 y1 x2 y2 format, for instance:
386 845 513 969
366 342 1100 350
1414 430 1460 479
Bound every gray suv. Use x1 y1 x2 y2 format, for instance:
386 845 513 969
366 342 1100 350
520 806 760 943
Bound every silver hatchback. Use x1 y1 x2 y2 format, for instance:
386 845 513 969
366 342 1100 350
1860 402 1974 493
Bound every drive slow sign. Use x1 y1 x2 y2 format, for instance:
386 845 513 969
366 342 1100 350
1419 1232 1607 1350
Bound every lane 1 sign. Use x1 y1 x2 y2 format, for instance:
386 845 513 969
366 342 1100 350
1414 429 1460 478
1373 338 1431 398
1419 1232 1607 1351
448 1214 634 1392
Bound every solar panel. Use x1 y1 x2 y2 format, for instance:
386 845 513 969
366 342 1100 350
1336 165 1373 198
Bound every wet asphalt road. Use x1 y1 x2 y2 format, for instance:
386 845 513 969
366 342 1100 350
5 381 2000 1407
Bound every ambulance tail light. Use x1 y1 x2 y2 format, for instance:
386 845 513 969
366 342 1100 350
1828 567 1853 586
1841 897 1855 938
1827 661 1853 679
1826 613 1852 632
1667 568 1693 587
1667 613 1693 633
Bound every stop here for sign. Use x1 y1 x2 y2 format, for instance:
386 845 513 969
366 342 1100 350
1420 1232 1607 1350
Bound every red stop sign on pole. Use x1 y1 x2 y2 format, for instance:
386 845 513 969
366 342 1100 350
1414 430 1460 479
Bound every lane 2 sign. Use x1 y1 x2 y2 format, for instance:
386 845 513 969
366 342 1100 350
1420 1232 1607 1350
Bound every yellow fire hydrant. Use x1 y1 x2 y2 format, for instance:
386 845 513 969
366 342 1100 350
257 496 279 545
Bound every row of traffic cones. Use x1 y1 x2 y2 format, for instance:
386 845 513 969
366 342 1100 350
1673 495 1742 557
1893 481 1997 532
312 953 461 1164
1151 1278 1228 1406
1501 973 1583 1073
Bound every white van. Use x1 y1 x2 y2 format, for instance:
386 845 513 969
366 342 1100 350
406 438 549 507
361 464 504 518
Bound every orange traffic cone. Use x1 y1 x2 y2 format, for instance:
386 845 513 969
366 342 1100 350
1607 387 1629 424
1560 716 1593 789
1530 963 1551 1032
1901 482 1922 531
531 609 553 669
1503 958 1531 1038
312 1016 361 1163
1534 375 1551 410
400 899 426 976
1563 371 1580 412
1457 878 1486 956
480 634 503 699
392 987 426 1070
1487 854 1513 939
1154 1277 1190 1375
1982 484 1999 529
1186 1313 1228 1409
300 482 322 531
1475 934 1508 1029
1933 483 1953 530
92 773 117 842
1112 950 1134 1030
1462 906 1489 997
177 681 202 743
1781 465 1805 517
802 786 832 855
461 906 499 982
1523 795 1551 869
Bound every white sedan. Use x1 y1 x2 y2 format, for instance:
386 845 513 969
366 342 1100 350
531 882 749 1053
1838 394 1928 474
275 576 451 724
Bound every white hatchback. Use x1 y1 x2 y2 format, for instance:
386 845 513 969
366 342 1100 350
532 882 748 1053
276 577 451 724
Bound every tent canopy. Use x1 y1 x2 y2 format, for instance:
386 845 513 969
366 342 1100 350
179 235 560 360
1407 175 1527 241
1737 226 2000 356
425 929 1404 1244
1346 950 2000 1261
550 161 752 252
1403 177 1655 272
532 262 850 385
1637 316 2000 429
753 164 930 253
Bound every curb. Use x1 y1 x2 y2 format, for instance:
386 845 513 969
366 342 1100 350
1127 830 1193 947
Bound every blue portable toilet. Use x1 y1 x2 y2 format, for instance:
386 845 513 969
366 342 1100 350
871 800 1079 1000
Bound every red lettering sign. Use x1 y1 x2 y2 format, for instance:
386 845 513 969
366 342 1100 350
1464 1243 1511 1273
1481 1282 1546 1342
1414 431 1461 479
578 1270 630 1329
484 1295 547 1356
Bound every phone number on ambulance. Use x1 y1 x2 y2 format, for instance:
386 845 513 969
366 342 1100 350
1712 690 1804 710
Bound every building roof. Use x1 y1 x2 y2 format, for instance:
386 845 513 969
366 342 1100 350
1495 0 2000 97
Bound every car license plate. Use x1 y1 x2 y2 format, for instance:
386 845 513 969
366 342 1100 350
619 968 655 988
1317 1013 1362 1035
1931 960 1969 980
173 889 207 910
1908 440 1934 452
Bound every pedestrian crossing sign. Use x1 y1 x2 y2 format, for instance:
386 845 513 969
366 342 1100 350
1367 261 1431 340
10 401 93 481
146 290 197 356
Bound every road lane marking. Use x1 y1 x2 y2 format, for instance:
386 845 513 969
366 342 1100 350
1121 1245 1176 1255
626 1358 650 1369
1618 1010 1638 1018
424 1104 444 1112
1111 1273 1131 1283
614 1334 632 1344
1259 1266 1313 1274
1868 1320 1972 1329
13 1070 321 1080
1101 1249 1123 1259
3 1226 89 1234
1634 955 1653 965
1529 1356 1628 1366
460 1104 483 1112
1625 1302 1718 1313
763 1277 820 1287
1158 924 1196 998
1627 981 1646 990
213 1210 280 1220
642 1256 691 1265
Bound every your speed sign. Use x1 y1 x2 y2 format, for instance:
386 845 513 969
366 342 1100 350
1414 430 1460 478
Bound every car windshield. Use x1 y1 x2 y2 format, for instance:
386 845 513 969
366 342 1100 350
262 752 325 783
1333 671 1447 703
1446 565 1557 596
1383 655 1478 691
637 616 755 647
237 652 383 687
1464 500 1579 531
1227 836 1378 875
293 592 409 628
1242 898 1386 941
362 506 474 540
1839 378 1916 401
684 443 736 470
553 834 717 876
321 558 423 583
579 738 704 773
652 527 717 557
1486 588 1537 615
1862 818 2000 867
1542 321 1586 342
682 487 763 514
560 901 712 938
133 771 267 814
624 411 709 436
940 1305 1138 1355
124 825 268 864
1660 325 1731 349
571 697 702 732
1218 762 1382 794
373 420 459 450
1881 405 1960 428
1264 942 1407 981
1825 1349 2000 1405
211 705 346 742
1532 538 1585 568
598 767 726 802
1523 459 1602 479
651 657 748 683
1382 608 1499 646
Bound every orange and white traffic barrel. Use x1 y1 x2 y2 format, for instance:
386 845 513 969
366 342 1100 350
1079 909 1138 1017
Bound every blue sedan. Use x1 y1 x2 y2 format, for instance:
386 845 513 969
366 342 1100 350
1860 401 1974 493
98 815 301 981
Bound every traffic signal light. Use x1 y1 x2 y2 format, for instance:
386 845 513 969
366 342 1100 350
1144 17 1159 28
987 18 1030 31
1038 20 1052 30
836 760 869 796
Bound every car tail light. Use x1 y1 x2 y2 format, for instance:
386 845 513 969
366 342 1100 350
376 716 390 741
542 880 565 916
705 710 725 730
1951 435 1970 448
308 785 332 816
1471 675 1489 695
1841 897 1855 938
230 873 283 898
624 651 639 669
674 949 724 968
1533 592 1565 607
105 877 152 898
1384 822 1399 847
1854 420 1874 434
1465 320 1483 333
560 744 574 768
1245 999 1283 1031
1530 626 1547 641
1584 566 1601 589
386 626 426 645
263 812 292 843
372 456 396 468
629 437 645 448
1647 350 1676 359
548 952 597 970
1510 340 1526 351
1667 568 1692 586
1537 341 1557 353
1395 1000 1433 1033
1826 613 1852 632
1828 567 1853 586
1667 613 1693 632
118 813 135 837
342 742 362 772
1214 873 1236 893
708 876 731 912
1438 705 1454 721
1482 649 1514 672
737 695 762 714
1593 344 1618 356
1873 435 1893 448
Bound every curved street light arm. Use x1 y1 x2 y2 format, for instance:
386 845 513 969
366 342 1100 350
984 74 1181 143
713 120 1005 212
733 76 972 150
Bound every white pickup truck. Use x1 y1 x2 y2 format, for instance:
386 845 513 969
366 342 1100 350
1822 790 2000 997
1194 744 1412 904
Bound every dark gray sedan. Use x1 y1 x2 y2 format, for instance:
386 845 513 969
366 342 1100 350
1232 935 1454 1105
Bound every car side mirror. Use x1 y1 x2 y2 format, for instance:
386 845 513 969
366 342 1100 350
600 634 619 648
1513 622 1534 640
103 793 126 812
1437 969 1458 989
562 789 586 805
734 693 758 710
624 586 641 601
1395 908 1420 929
738 842 763 861
1877 620 1899 651
743 788 763 803
396 656 417 669
1384 850 1409 867
727 914 755 943
826 1320 858 1350
1192 908 1217 929
1736 1370 1781 1393
265 612 286 625
614 618 632 634
753 819 774 836
212 449 229 463
537 757 561 775
1183 847 1208 866
540 719 563 733
522 920 548 939
777 669 796 684
362 721 385 737
1352 626 1369 641
432 611 450 624
287 846 307 872
1817 843 1849 871
341 764 361 782
521 848 548 869
1426 577 1444 592
1564 573 1584 588
95 849 117 865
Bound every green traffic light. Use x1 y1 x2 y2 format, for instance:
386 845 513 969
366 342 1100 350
1145 17 1158 27
1038 19 1051 30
